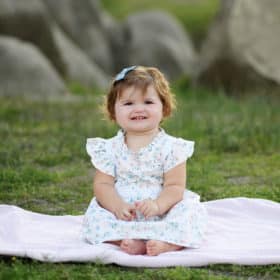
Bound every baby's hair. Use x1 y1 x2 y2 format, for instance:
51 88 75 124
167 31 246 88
104 66 176 121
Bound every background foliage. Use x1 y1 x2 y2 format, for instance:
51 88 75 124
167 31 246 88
102 0 220 45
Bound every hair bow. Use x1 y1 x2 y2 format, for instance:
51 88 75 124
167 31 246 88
114 66 137 82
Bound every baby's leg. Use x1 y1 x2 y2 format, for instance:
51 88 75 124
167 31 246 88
120 239 146 255
146 240 183 256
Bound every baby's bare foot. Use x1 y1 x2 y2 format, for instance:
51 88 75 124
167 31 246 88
146 240 183 256
120 239 146 255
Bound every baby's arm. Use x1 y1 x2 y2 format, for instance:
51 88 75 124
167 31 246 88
93 169 135 221
136 162 186 218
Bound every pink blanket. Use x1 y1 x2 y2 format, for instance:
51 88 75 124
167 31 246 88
0 197 279 267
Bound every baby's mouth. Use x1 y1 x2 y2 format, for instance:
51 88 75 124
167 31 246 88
131 116 147 120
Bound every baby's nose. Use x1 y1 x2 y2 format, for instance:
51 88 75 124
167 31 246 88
134 103 145 112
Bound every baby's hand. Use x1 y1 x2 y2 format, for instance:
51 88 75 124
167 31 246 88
135 199 160 219
114 202 136 221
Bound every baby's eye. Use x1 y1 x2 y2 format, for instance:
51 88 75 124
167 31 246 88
145 100 154 104
124 102 133 106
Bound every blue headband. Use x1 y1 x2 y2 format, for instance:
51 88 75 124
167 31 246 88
114 66 137 82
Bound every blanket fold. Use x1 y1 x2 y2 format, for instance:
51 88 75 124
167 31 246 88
0 197 279 267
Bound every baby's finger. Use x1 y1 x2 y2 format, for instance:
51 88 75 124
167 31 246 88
145 212 152 219
138 203 148 215
144 205 157 218
130 207 136 214
129 209 136 219
116 212 126 220
135 202 142 211
135 201 144 210
116 210 129 221
143 206 151 217
123 209 132 217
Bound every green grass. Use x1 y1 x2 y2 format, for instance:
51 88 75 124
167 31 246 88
0 86 279 279
101 0 220 45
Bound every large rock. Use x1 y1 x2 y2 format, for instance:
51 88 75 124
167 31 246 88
100 11 126 74
229 0 280 85
52 26 109 90
43 0 114 74
0 0 66 76
0 0 110 90
196 0 280 91
0 36 67 98
118 11 197 81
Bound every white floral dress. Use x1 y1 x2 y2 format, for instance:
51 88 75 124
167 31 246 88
82 129 207 248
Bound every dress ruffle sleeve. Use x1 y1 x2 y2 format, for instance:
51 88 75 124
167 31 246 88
86 138 115 177
163 137 194 173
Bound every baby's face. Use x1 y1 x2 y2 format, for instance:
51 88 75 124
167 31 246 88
114 85 163 134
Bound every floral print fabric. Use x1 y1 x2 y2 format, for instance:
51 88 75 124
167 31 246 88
82 129 207 248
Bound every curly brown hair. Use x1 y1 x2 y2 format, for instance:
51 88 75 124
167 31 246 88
104 66 176 121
